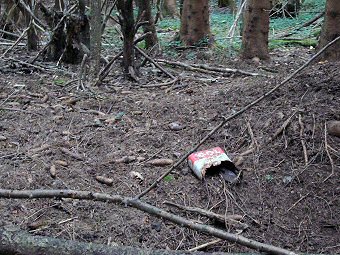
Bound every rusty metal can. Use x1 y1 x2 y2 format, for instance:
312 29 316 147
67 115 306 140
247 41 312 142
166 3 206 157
187 147 240 183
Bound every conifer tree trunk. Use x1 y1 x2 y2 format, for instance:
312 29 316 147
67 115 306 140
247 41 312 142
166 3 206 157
180 0 211 46
136 0 159 50
318 0 340 61
90 0 102 75
218 0 236 12
162 0 178 18
117 0 136 77
241 0 270 60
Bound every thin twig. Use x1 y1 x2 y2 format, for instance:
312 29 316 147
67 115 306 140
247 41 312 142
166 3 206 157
323 123 335 182
299 114 309 165
267 111 297 144
0 189 297 255
1 26 29 58
135 46 175 79
78 54 88 90
164 201 244 224
136 36 340 199
287 192 311 212
188 239 222 252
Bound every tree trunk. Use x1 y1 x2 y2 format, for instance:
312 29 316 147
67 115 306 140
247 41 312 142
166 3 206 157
180 0 211 46
218 0 236 12
162 0 178 18
317 0 340 61
90 0 102 75
62 0 90 64
136 0 159 50
25 0 39 51
241 0 270 60
117 0 136 77
38 2 66 61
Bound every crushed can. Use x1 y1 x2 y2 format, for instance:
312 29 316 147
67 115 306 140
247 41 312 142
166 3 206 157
187 147 241 183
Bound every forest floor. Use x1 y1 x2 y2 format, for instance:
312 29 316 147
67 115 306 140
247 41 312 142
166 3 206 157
0 44 339 254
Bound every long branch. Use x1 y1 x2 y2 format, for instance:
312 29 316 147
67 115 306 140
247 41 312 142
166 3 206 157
136 35 340 199
0 189 296 255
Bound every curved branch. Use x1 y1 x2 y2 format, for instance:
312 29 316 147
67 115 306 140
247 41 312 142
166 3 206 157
0 189 296 255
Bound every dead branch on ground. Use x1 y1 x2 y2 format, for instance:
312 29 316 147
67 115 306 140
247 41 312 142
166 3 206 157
0 189 296 255
135 46 175 79
0 225 228 255
156 59 261 77
164 201 248 229
276 11 325 39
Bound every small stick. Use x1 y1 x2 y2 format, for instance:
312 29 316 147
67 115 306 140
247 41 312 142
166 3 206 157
78 54 88 90
0 27 29 58
298 114 309 165
267 111 297 144
164 201 243 223
287 192 311 212
0 29 20 38
323 123 335 182
136 36 340 200
134 46 175 79
17 0 47 30
188 239 222 252
95 51 123 86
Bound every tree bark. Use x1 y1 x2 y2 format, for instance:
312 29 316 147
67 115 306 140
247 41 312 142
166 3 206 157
136 0 159 50
162 0 178 18
90 0 102 74
218 0 236 12
180 0 211 46
317 0 340 61
62 0 90 64
241 0 271 60
117 0 136 77
25 0 39 51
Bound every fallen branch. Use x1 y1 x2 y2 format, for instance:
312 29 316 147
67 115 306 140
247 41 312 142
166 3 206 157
0 189 296 255
0 226 225 255
17 0 47 30
156 59 260 77
94 50 123 86
1 27 29 58
164 201 247 229
135 47 175 79
276 11 325 39
78 54 88 90
136 36 340 199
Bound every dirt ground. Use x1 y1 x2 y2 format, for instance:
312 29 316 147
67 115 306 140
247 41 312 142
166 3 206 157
0 46 339 254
